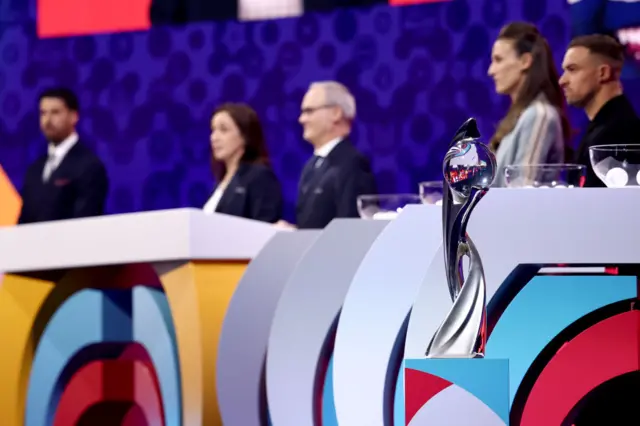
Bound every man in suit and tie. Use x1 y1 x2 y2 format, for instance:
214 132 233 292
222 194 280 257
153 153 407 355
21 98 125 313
17 88 109 224
277 81 377 229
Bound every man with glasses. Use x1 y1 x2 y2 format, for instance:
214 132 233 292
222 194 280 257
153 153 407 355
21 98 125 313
276 81 376 229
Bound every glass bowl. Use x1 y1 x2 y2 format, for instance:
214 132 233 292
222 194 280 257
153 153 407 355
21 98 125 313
504 164 586 188
418 181 444 205
357 194 422 220
589 144 640 187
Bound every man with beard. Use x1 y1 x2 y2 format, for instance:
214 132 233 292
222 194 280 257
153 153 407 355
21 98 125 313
18 88 109 224
559 34 640 187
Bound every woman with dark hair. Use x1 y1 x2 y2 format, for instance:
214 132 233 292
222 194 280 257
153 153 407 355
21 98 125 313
488 22 572 186
203 103 283 223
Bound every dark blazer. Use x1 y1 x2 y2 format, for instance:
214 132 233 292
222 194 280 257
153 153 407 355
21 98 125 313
18 142 109 224
212 162 283 223
296 139 376 229
575 95 640 187
149 0 385 24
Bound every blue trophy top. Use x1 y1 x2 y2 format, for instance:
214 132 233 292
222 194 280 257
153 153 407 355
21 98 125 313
443 138 496 197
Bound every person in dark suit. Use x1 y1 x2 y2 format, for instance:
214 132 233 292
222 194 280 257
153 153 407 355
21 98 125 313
18 88 109 225
203 103 283 223
276 81 376 229
149 0 386 24
560 34 640 187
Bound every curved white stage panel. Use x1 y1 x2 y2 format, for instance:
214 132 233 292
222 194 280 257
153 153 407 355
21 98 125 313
266 219 389 426
405 188 640 358
217 230 321 426
0 209 280 272
332 205 442 426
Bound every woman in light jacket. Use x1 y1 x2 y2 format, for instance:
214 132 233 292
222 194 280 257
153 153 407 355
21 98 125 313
487 22 572 186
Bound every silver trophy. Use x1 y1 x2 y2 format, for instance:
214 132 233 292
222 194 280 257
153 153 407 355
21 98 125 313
425 118 496 359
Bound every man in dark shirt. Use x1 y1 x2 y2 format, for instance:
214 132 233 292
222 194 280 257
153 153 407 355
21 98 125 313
560 40 640 423
560 34 640 187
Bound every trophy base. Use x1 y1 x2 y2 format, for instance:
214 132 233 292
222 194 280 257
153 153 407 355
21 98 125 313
425 352 485 359
403 358 510 425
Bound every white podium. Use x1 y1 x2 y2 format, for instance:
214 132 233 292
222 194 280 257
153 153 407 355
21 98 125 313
403 189 640 426
0 208 279 426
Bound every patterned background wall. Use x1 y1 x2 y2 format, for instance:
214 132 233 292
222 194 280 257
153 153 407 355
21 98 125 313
0 0 638 221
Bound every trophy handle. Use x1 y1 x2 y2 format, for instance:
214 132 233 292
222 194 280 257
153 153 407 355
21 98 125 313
441 119 483 297
444 187 487 300
450 118 480 146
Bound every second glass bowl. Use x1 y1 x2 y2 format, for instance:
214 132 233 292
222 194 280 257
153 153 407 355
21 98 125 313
589 144 640 187
357 194 422 220
418 181 444 205
504 164 586 188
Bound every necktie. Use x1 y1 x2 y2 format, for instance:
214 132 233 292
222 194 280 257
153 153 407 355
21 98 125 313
300 155 322 193
42 153 57 182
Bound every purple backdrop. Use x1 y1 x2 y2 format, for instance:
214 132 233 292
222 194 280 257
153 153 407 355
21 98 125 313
0 0 614 221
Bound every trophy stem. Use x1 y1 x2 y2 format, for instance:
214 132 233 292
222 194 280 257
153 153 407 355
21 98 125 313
425 234 487 358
